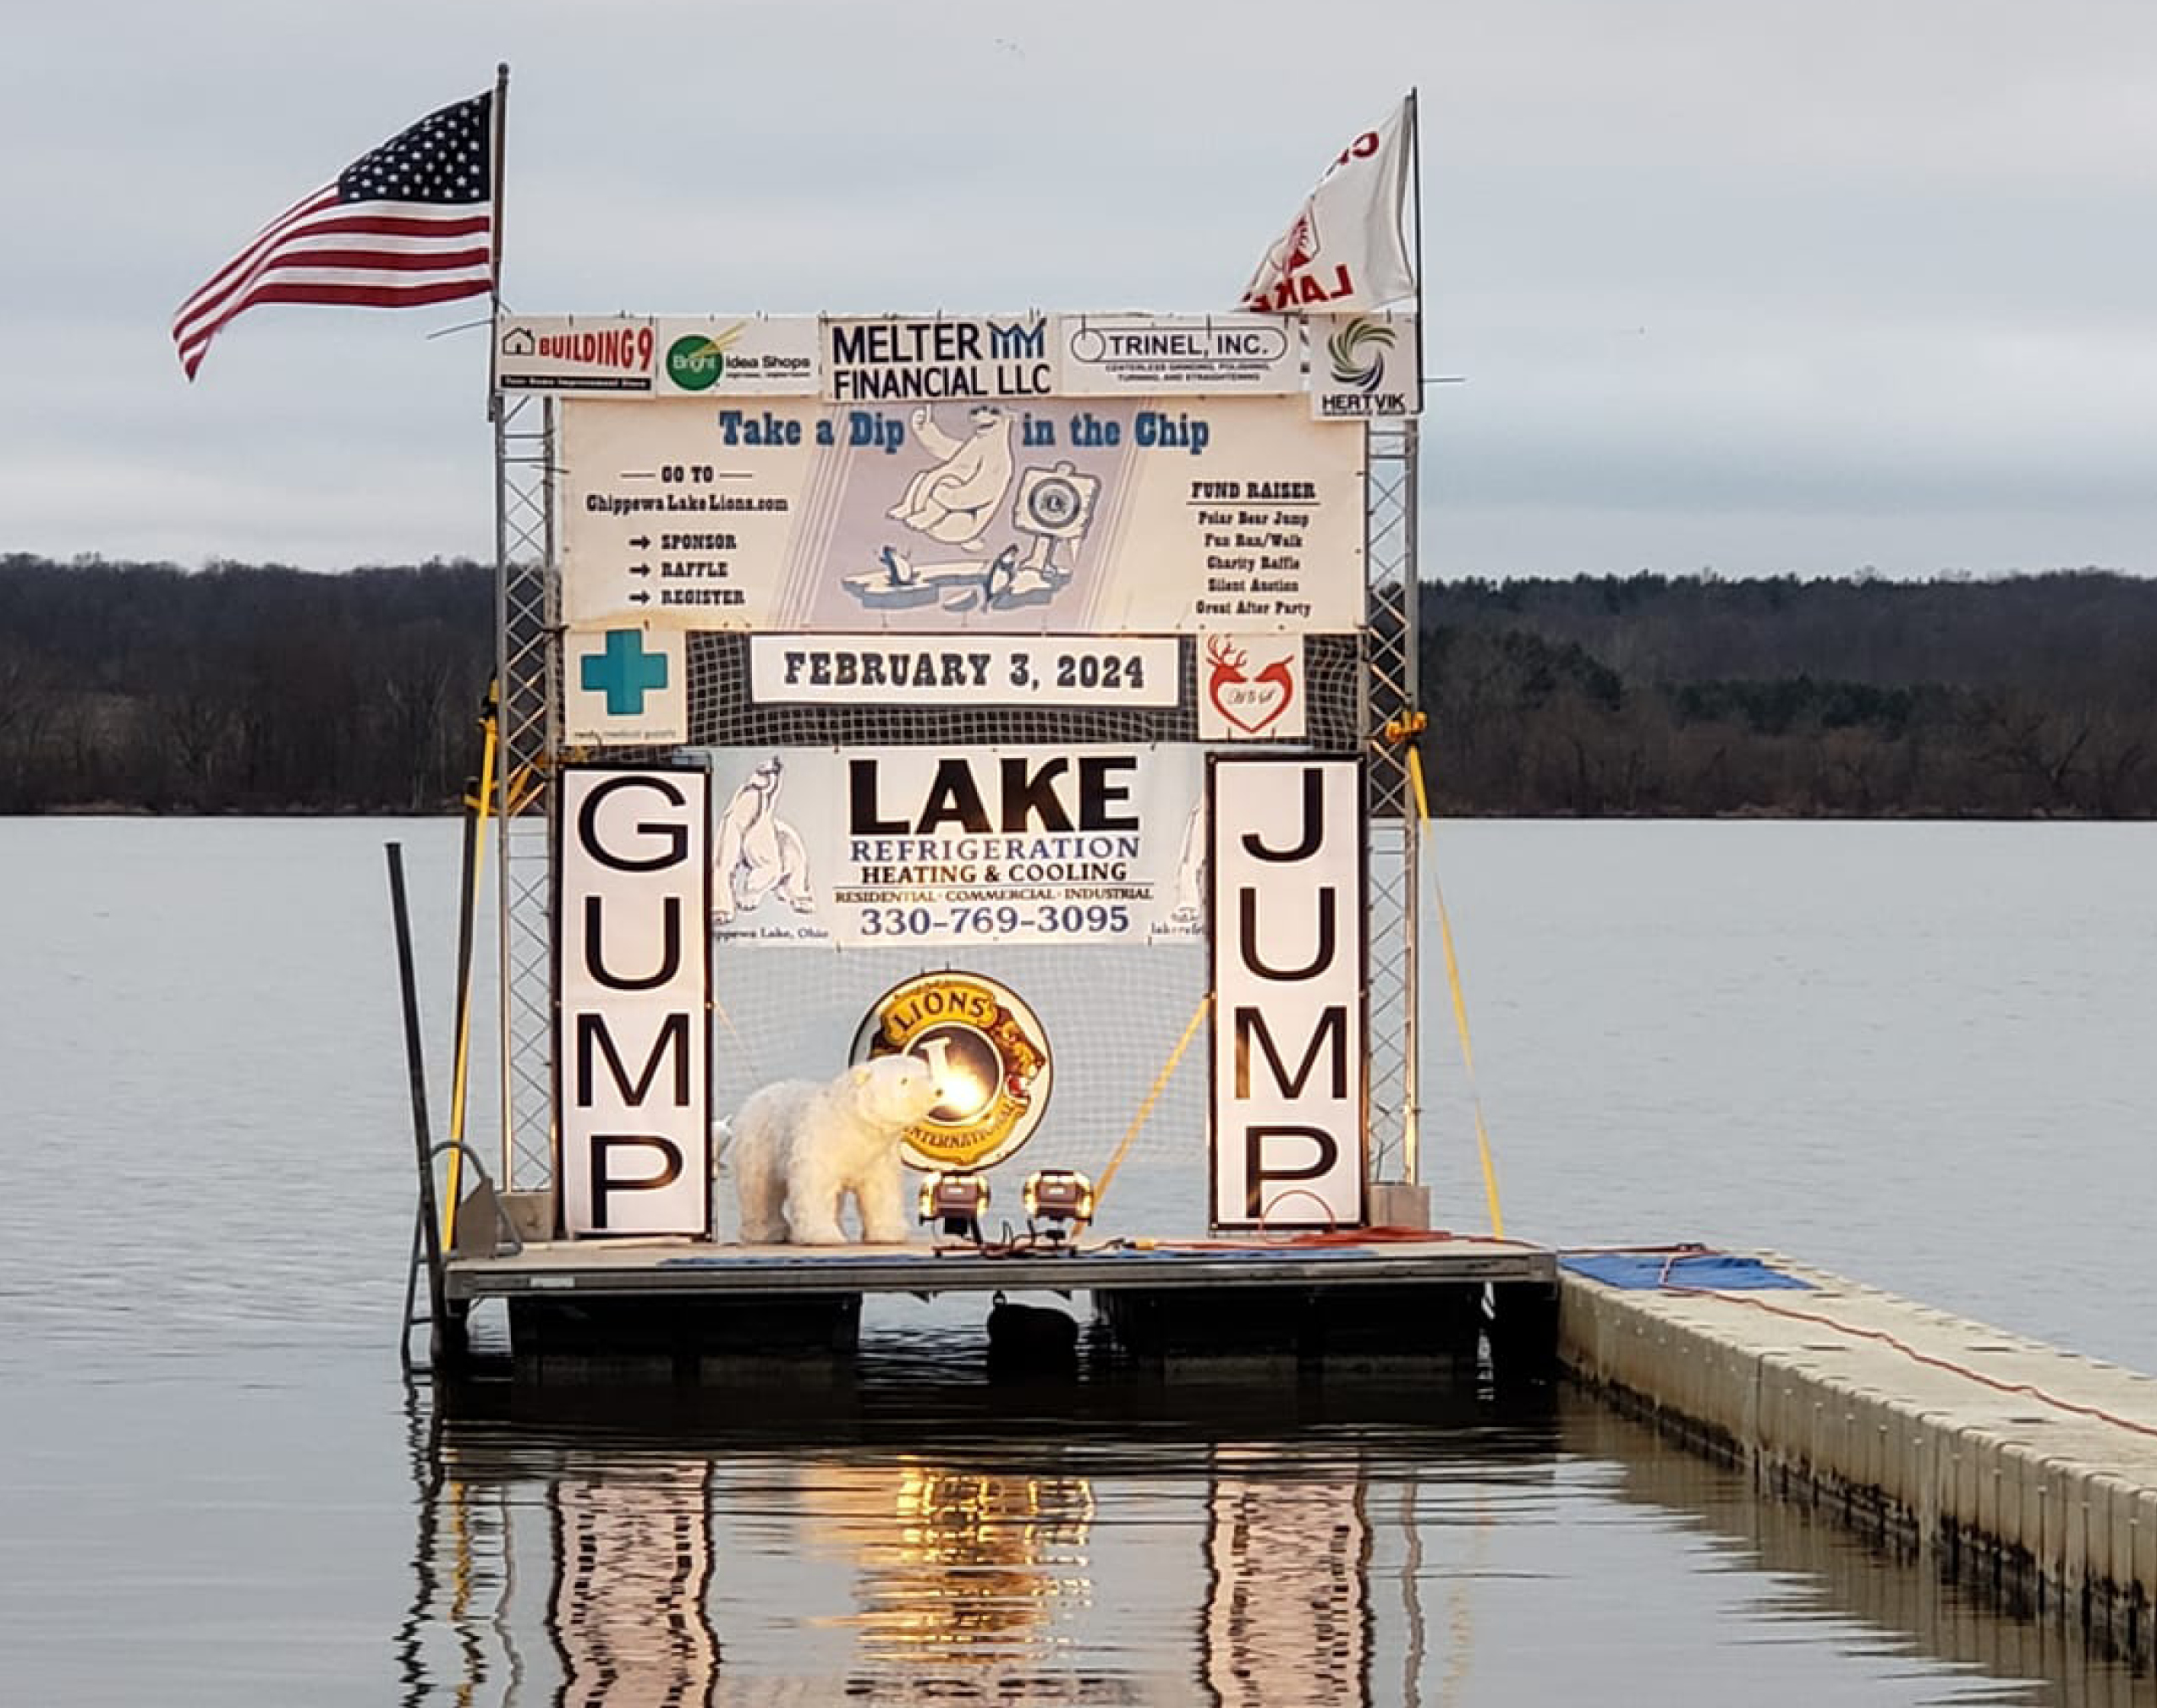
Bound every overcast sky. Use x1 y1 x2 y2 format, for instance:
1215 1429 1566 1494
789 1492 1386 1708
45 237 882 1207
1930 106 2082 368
7 0 2152 579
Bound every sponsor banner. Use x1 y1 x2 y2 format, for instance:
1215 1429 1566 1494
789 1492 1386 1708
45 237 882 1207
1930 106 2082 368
563 624 687 746
1310 312 1420 420
748 634 1179 708
701 744 1207 948
824 314 1057 404
496 315 656 393
1209 755 1366 1230
1196 634 1307 741
1057 315 1301 394
557 766 712 1238
653 315 821 396
561 395 1362 633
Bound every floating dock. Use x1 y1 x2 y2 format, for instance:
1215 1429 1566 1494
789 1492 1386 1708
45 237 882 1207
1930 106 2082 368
1558 1251 2157 1663
439 1233 1560 1373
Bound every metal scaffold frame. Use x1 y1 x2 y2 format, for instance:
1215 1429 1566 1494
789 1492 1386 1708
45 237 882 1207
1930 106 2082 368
494 393 558 1191
486 397 1423 1200
1362 417 1422 1184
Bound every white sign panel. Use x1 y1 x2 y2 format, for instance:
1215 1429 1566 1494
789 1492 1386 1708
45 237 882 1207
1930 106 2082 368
557 767 712 1238
495 316 656 393
563 624 688 746
1195 634 1308 741
652 316 821 396
1210 755 1365 1230
702 745 1206 948
823 314 1057 403
1057 315 1301 394
1309 312 1420 420
561 395 1363 634
748 634 1179 708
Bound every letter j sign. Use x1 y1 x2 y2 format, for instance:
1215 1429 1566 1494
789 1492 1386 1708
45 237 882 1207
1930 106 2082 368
1206 754 1367 1230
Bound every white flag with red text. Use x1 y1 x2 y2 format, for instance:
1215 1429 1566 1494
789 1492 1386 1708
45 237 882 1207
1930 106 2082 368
1238 98 1416 315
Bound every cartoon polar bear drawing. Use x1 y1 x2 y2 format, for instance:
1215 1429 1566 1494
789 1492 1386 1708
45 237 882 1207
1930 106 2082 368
713 755 813 925
886 404 1014 546
727 1055 944 1244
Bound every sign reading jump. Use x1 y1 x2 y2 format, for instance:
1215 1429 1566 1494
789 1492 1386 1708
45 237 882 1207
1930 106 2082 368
557 766 712 1238
1208 755 1366 1230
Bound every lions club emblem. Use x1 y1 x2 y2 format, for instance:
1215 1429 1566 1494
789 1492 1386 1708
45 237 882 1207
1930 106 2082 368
852 972 1052 1171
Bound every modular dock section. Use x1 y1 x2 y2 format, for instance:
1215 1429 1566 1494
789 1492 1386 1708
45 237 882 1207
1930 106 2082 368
1560 1253 2157 1662
440 1234 1560 1370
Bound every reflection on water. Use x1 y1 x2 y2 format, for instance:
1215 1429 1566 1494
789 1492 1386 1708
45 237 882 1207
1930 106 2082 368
392 1328 2150 1708
398 1332 1551 1706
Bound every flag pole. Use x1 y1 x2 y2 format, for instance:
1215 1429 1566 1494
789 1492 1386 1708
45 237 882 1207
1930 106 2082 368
1407 85 1425 388
486 61 510 416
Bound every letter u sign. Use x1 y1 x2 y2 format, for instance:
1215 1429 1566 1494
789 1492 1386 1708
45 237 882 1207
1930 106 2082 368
1207 755 1366 1229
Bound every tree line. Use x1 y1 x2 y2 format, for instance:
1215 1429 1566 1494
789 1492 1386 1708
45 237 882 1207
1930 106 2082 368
1417 571 2157 816
2 553 2152 816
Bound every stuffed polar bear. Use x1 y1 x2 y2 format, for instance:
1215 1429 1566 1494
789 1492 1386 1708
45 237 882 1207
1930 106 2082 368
727 1055 942 1245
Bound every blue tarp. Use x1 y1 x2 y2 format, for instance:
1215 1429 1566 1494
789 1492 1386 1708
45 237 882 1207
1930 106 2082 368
1560 1251 1813 1290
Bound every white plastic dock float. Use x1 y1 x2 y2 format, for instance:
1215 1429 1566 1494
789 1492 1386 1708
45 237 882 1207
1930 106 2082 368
1560 1251 2157 1660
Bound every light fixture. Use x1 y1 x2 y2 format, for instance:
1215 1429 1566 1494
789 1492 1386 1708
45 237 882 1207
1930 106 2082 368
919 1171 991 1243
1021 1168 1095 1241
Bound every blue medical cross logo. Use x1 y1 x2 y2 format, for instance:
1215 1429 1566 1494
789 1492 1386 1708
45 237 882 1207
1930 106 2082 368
580 629 668 715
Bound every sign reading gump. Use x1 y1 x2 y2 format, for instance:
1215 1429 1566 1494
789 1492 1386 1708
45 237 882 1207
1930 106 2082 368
556 765 713 1238
701 745 1206 948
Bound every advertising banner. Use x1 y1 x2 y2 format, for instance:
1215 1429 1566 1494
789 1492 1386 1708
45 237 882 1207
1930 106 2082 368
496 316 658 393
1209 755 1366 1230
652 316 821 396
1309 312 1420 420
561 395 1363 634
700 744 1206 949
1057 315 1301 394
563 623 688 746
557 766 712 1238
823 314 1056 404
497 314 821 397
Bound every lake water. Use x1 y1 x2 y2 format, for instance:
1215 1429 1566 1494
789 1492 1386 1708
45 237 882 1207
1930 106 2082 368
1 817 2150 1705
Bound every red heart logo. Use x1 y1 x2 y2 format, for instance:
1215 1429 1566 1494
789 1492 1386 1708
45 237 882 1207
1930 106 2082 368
1209 658 1295 733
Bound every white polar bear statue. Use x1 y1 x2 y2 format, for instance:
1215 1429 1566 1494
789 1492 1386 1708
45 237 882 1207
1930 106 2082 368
728 1055 942 1245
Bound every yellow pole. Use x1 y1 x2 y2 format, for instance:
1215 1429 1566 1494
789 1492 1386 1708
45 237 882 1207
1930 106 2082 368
442 706 498 1247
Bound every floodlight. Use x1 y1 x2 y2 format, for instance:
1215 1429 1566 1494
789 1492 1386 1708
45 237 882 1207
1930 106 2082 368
919 1171 991 1242
1021 1168 1095 1240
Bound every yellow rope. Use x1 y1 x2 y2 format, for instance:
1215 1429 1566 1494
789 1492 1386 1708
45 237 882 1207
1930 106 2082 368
1095 991 1212 1207
1404 740 1507 1240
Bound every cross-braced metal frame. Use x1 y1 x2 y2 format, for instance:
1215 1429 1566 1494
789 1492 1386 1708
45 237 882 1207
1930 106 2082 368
486 401 1424 1198
1362 418 1422 1184
494 393 557 1190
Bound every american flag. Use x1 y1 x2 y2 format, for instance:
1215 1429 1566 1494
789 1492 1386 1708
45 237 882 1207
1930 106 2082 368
171 91 495 380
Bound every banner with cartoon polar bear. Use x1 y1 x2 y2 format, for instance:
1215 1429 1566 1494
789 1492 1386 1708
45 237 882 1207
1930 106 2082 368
700 745 1206 950
561 395 1363 634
